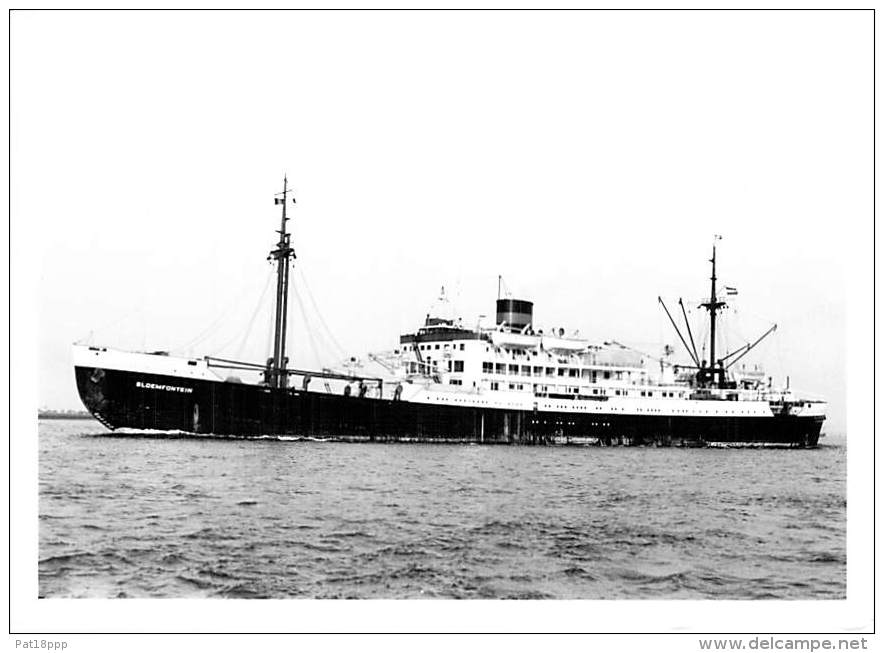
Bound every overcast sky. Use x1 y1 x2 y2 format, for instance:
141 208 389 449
13 10 872 435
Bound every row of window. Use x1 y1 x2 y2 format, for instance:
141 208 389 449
508 384 686 399
406 360 464 374
488 381 528 391
479 362 619 380
641 390 678 398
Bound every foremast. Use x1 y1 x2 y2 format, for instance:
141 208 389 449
268 176 296 388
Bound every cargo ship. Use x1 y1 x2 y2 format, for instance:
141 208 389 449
73 180 826 447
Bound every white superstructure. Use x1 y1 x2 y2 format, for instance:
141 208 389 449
356 291 826 421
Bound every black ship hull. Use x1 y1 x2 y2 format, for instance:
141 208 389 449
75 365 823 447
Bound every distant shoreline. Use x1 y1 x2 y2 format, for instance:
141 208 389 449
38 411 95 420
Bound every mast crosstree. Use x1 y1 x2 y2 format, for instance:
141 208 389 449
268 176 296 388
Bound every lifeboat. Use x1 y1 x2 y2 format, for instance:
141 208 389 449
490 331 541 349
541 336 587 352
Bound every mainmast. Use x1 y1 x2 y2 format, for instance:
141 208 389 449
700 236 726 387
269 176 296 388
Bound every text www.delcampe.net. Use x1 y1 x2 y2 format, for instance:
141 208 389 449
698 638 869 651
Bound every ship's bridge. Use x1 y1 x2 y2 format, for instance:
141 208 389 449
399 323 484 345
399 286 486 345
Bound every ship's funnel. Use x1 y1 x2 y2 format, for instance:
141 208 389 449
496 298 533 330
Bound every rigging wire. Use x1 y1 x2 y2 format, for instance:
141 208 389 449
76 305 143 347
699 322 708 363
207 269 275 359
264 283 275 365
290 270 340 362
291 281 325 370
295 266 348 359
657 298 664 353
719 310 729 358
234 270 275 360
176 302 235 354
309 313 345 366
775 326 787 387
730 303 748 344
174 272 267 354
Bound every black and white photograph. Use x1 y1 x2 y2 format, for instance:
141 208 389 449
9 5 874 646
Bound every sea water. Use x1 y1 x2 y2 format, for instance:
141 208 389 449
39 419 846 599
